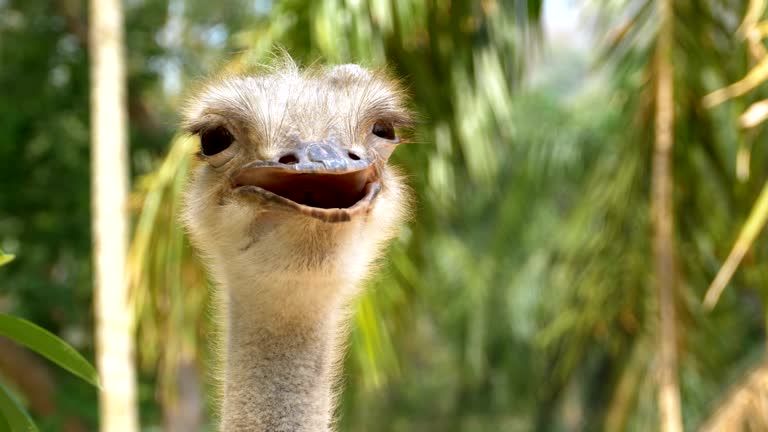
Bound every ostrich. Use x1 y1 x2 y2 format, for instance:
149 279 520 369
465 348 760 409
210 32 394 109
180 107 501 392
181 59 412 431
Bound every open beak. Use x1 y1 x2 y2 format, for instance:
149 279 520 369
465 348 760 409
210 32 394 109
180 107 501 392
231 142 381 222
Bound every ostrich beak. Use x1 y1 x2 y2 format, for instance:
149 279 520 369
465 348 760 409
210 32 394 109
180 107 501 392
231 142 381 222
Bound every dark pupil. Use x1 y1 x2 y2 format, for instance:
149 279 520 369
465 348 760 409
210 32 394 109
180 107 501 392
372 122 396 140
200 127 234 156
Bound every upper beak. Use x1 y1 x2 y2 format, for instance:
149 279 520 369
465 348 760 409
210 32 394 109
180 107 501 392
231 141 381 222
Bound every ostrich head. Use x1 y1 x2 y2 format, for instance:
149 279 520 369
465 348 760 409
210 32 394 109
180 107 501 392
181 60 412 320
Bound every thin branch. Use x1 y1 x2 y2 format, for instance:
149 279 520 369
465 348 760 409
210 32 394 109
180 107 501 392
703 55 768 108
703 180 768 309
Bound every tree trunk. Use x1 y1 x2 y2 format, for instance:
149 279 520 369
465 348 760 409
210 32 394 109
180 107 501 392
88 0 138 430
653 0 682 431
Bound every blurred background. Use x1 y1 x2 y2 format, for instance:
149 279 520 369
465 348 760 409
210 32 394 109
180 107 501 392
3 0 768 430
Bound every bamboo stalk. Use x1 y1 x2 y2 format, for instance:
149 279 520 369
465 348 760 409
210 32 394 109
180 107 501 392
652 0 683 430
89 0 138 429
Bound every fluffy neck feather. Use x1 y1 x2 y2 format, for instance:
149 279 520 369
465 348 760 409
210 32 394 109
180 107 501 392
219 273 354 432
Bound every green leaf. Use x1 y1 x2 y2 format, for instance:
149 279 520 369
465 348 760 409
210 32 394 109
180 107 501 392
0 315 99 388
0 250 14 267
0 413 9 432
0 383 37 432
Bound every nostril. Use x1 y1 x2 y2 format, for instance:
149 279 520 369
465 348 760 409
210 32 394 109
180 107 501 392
348 151 361 161
278 154 299 165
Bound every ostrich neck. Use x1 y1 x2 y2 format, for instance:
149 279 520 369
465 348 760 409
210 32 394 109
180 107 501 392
220 275 352 432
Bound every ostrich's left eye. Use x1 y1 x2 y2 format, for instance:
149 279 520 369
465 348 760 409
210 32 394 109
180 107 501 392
201 126 234 156
372 121 396 141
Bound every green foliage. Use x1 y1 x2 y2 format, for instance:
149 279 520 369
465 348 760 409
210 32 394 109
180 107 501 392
0 251 35 432
0 315 99 388
4 0 768 430
0 253 97 431
532 0 768 430
0 383 36 432
0 252 13 267
125 0 768 430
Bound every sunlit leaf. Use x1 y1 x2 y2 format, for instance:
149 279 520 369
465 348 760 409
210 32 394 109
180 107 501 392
739 98 768 128
0 250 14 267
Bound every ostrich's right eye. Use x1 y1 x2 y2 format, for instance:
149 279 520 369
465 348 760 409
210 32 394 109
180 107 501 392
200 127 234 156
372 121 396 141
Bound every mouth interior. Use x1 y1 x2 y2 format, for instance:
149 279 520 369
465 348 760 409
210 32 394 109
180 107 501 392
234 166 376 209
